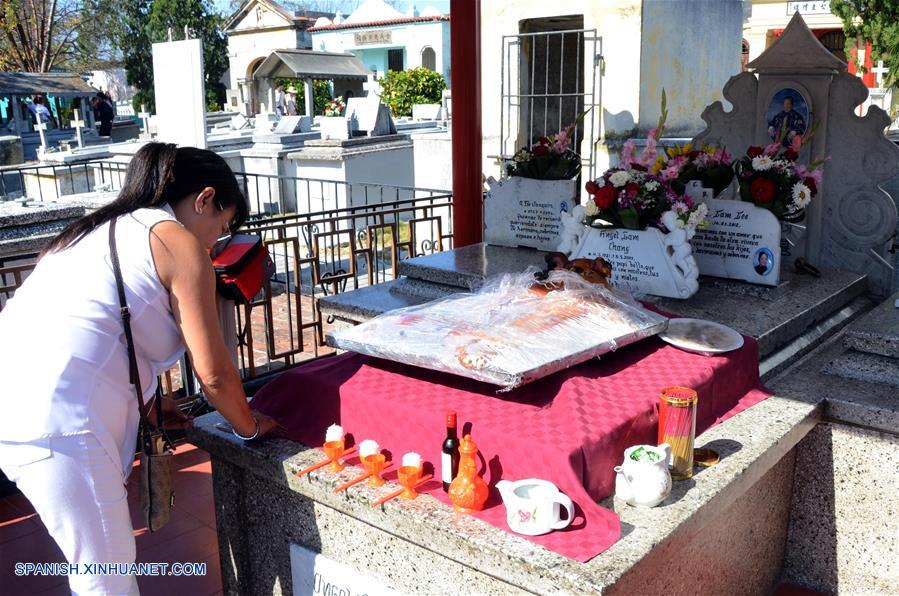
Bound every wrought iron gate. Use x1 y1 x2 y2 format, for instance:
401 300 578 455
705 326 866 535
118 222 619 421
500 28 603 180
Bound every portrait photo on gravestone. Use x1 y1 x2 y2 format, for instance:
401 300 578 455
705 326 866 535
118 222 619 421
766 88 809 145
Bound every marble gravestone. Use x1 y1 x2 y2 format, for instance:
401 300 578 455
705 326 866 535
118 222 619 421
273 115 312 134
571 226 699 299
692 197 782 286
483 176 576 251
346 97 396 136
693 12 899 296
151 37 207 148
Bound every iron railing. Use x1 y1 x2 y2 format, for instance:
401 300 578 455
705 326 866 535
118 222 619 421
0 188 453 385
0 160 129 202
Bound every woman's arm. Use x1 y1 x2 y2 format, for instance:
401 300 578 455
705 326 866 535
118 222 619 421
150 221 276 438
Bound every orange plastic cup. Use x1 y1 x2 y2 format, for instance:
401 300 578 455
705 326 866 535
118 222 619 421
322 440 346 473
362 453 388 487
397 465 422 500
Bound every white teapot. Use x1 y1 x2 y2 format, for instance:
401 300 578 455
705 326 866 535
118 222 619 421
496 478 574 536
614 444 673 508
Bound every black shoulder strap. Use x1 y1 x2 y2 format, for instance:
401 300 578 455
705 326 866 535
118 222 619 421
109 219 171 453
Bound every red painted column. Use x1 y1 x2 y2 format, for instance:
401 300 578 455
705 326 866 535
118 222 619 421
450 0 483 247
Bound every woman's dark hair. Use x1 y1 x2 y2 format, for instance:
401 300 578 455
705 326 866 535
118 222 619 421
44 142 248 254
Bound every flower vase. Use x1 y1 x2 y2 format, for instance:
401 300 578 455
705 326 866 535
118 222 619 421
320 116 350 140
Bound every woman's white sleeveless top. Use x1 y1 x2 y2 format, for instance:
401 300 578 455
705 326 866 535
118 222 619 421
0 207 186 478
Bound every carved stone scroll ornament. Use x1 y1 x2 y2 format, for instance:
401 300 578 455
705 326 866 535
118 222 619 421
821 72 899 295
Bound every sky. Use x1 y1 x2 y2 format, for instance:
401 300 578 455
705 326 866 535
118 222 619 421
212 0 451 18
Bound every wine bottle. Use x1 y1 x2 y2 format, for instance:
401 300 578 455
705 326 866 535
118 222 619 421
441 410 460 491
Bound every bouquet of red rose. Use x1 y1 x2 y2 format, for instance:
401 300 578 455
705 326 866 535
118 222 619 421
734 141 825 222
324 97 346 117
506 128 581 180
583 167 674 230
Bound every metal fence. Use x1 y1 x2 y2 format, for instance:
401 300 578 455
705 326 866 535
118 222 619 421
0 160 129 202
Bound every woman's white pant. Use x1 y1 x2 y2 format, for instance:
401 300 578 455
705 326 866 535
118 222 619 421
0 433 139 595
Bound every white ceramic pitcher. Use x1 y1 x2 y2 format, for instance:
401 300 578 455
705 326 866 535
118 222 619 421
496 478 574 536
614 444 673 508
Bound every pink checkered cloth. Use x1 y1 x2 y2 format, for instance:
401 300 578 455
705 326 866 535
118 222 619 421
251 336 770 562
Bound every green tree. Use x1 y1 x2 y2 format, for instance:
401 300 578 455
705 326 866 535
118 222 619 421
120 0 228 112
0 0 122 72
832 0 899 87
377 67 446 118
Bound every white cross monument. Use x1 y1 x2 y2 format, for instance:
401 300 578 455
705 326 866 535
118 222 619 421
33 120 48 155
69 109 86 149
138 104 152 137
872 60 889 89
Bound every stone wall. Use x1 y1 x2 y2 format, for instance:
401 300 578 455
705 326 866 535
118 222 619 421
783 422 899 594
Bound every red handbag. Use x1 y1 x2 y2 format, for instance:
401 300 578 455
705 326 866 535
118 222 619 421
211 234 275 303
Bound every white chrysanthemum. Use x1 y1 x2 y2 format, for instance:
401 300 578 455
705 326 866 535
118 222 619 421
772 159 790 172
751 155 774 171
583 199 600 216
792 182 812 208
645 180 660 191
609 170 630 187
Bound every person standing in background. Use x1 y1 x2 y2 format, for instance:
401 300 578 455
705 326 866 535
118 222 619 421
274 84 286 116
92 94 114 136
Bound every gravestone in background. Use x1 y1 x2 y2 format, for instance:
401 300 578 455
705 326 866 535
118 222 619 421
693 12 899 296
152 38 207 149
346 97 397 137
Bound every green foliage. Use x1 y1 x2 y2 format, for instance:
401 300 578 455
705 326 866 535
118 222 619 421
274 79 333 115
832 0 899 87
120 0 228 113
376 67 446 118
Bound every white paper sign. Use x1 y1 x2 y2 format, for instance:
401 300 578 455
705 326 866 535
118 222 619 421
691 197 782 286
484 177 575 251
290 543 401 596
572 227 697 299
151 38 207 148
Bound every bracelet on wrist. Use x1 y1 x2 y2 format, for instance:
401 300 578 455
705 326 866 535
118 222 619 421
233 417 260 441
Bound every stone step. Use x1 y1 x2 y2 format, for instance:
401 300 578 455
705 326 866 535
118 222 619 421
843 292 899 359
317 277 460 324
652 266 868 357
760 295 874 381
398 243 548 289
823 349 899 388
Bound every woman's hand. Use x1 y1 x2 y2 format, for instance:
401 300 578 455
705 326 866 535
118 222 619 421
148 397 194 430
252 410 285 439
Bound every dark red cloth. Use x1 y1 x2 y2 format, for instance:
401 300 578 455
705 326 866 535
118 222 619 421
251 337 770 562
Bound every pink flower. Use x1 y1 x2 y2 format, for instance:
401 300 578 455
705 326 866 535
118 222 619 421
796 163 823 184
763 142 781 156
660 164 680 182
620 139 638 168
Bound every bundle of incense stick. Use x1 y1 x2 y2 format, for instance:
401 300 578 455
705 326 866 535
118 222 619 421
659 387 697 480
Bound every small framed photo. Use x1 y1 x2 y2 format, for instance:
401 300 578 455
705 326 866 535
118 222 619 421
766 88 809 146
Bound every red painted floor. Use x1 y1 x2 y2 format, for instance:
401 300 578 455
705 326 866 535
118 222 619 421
0 443 222 596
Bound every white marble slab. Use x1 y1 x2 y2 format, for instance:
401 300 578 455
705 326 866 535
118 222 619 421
572 227 698 299
692 197 782 286
483 177 576 252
